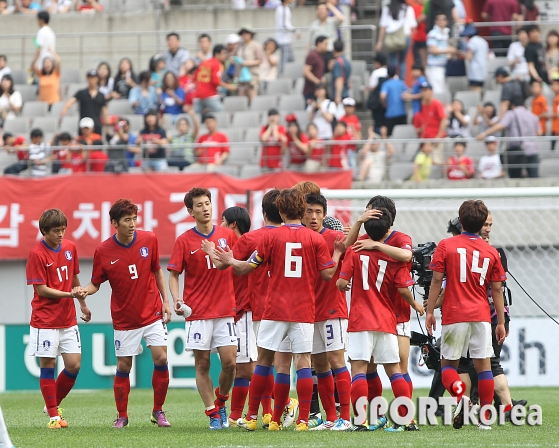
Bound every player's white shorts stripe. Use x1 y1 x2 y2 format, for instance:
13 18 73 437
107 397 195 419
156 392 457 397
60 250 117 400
396 321 411 338
29 325 81 358
236 311 257 363
114 320 168 357
441 322 494 360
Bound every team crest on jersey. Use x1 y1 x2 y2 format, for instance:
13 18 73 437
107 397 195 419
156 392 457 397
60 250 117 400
43 340 50 350
140 247 149 258
115 340 121 350
65 250 72 261
218 238 227 249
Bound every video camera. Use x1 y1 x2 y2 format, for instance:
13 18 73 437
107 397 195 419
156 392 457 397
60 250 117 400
410 331 441 371
411 242 437 291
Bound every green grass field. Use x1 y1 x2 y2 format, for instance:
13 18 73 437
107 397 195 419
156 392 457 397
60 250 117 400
1 387 558 447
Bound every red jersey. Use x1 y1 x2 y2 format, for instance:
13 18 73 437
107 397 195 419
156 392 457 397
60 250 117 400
412 3 427 42
447 155 475 180
12 136 28 160
91 230 163 331
429 233 507 325
60 150 86 172
253 224 335 323
260 125 286 169
309 138 325 162
230 231 255 322
178 73 196 105
413 99 447 138
196 132 230 164
27 240 80 329
340 248 414 334
168 225 237 321
340 114 361 152
287 132 309 166
194 57 223 99
314 228 348 322
329 133 351 168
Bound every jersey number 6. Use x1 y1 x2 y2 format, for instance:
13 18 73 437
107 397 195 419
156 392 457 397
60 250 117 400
285 242 302 278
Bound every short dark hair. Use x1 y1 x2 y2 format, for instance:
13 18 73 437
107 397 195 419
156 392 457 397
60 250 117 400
2 132 13 140
387 64 397 78
517 26 528 35
184 187 212 209
314 82 327 92
366 195 396 225
213 44 226 56
139 70 151 83
412 64 424 73
38 10 49 24
262 189 282 224
39 209 68 235
109 199 138 224
305 193 328 215
364 208 392 241
511 95 525 107
275 188 306 220
525 24 540 34
333 39 344 53
453 140 467 149
0 55 6 61
459 200 488 233
59 132 72 141
167 32 180 40
531 79 542 86
198 33 211 41
375 52 387 66
222 206 251 235
315 35 328 46
30 128 43 139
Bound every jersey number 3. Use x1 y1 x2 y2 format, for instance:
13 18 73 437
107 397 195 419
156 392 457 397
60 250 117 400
457 248 489 286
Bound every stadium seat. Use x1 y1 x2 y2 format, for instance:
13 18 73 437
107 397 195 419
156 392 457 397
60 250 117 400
65 83 87 100
183 164 207 173
121 114 144 132
223 96 248 112
60 68 83 84
430 165 443 179
434 91 450 106
539 158 559 177
59 116 79 134
9 69 26 85
286 110 310 130
454 90 481 111
50 101 77 117
15 84 37 103
232 111 261 129
264 78 293 95
278 94 305 112
239 164 262 178
209 111 231 128
108 99 133 116
213 165 238 176
466 140 487 162
244 127 262 144
391 124 417 160
280 62 303 79
482 90 501 107
31 116 59 133
250 95 279 112
388 161 413 181
351 60 367 83
227 145 257 166
293 77 305 95
447 77 468 95
222 128 243 142
487 57 508 75
2 117 30 135
21 101 49 118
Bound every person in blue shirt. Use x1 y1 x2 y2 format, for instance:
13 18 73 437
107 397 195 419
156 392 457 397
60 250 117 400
380 64 409 136
402 64 427 118
160 71 185 117
16 0 41 13
330 39 352 105
129 70 159 115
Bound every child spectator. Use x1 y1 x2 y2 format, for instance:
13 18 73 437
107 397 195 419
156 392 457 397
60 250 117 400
531 80 548 134
328 121 350 169
413 141 433 182
44 0 72 14
195 113 229 171
169 107 199 171
0 75 22 123
97 62 114 101
447 99 471 138
134 110 169 172
259 108 287 170
260 38 280 87
74 0 103 12
106 118 137 168
357 126 392 183
305 122 325 172
58 132 86 174
475 102 501 137
0 55 11 82
129 71 159 115
75 117 106 172
550 77 559 150
113 58 138 100
15 0 40 14
340 97 361 169
286 115 309 170
462 24 489 91
28 128 50 178
402 64 427 118
150 55 167 91
446 140 475 180
2 132 28 175
31 49 61 106
478 135 505 179
178 59 196 106
0 0 12 15
160 71 185 117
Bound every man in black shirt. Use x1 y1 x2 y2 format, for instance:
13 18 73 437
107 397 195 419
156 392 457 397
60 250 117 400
524 25 549 84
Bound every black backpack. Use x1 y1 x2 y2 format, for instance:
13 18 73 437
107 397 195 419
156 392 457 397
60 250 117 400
367 76 388 112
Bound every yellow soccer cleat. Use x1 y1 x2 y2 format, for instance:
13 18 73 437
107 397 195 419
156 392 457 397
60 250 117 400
228 417 239 428
48 419 62 429
295 421 309 431
57 407 68 428
262 413 272 428
268 421 282 431
238 417 257 431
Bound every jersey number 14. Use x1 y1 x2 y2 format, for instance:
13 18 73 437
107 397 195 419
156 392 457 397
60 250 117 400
457 248 489 286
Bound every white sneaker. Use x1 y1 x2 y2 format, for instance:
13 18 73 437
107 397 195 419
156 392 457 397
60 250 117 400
309 421 335 431
330 418 353 431
282 398 299 428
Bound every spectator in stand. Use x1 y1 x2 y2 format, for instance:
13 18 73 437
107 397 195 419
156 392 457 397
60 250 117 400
426 13 455 95
546 30 559 82
412 0 427 68
328 121 350 169
357 126 392 182
169 107 198 171
495 66 525 118
195 34 213 66
462 24 489 92
223 34 241 84
275 0 300 73
551 77 559 150
231 0 246 9
129 70 159 116
44 0 72 13
376 0 417 79
35 11 56 70
330 39 351 105
0 55 10 82
194 44 237 114
74 0 103 12
413 141 433 182
530 80 548 135
97 62 114 102
107 118 137 169
308 1 345 59
31 48 61 107
340 96 361 168
113 58 138 100
305 122 325 172
413 81 447 164
178 59 197 107
164 32 190 77
15 0 40 13
260 39 280 89
446 140 475 180
260 108 287 170
368 52 388 132
308 83 337 141
0 0 12 15
56 132 85 174
75 117 107 172
0 75 23 123
28 128 51 177
380 64 408 136
520 0 539 21
477 95 541 178
525 25 549 84
447 99 471 138
402 64 427 118
286 114 309 170
61 69 108 136
134 110 168 172
150 55 167 92
160 71 185 118
424 0 459 34
235 25 263 103
507 28 530 81
475 102 501 137
194 113 229 171
303 35 328 104
477 135 505 179
481 0 522 54
2 132 28 175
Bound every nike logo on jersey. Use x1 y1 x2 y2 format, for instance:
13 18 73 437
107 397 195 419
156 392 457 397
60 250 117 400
190 249 200 254
111 259 119 264
46 262 54 267
326 341 334 347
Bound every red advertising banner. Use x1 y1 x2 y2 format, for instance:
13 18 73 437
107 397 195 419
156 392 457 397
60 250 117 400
0 171 352 260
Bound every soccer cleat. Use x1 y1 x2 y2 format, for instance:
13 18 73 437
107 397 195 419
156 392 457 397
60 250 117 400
330 418 353 431
113 417 129 428
307 412 323 429
369 414 388 431
209 416 223 430
238 417 257 431
47 418 62 429
261 413 272 428
151 410 171 427
268 421 282 431
453 398 465 429
406 421 420 431
309 420 335 431
513 399 528 407
478 422 492 430
57 407 68 428
295 421 309 431
228 417 239 428
282 398 299 428
351 424 370 431
218 407 229 428
385 422 419 432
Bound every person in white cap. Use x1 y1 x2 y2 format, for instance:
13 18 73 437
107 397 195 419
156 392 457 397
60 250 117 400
340 97 361 170
477 135 505 179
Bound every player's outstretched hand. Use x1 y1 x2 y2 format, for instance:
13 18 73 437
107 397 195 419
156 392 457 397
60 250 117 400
357 209 382 224
213 246 233 265
353 239 379 252
495 323 506 345
425 313 436 336
79 302 91 322
201 239 215 254
162 301 172 324
334 235 347 253
413 301 425 316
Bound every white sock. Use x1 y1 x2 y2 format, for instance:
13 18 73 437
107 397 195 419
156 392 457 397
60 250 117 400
0 406 13 448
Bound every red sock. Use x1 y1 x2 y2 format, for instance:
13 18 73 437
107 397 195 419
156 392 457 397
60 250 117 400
261 367 274 416
333 367 351 421
56 369 78 406
366 371 382 400
295 368 313 424
317 371 337 422
441 365 463 400
272 372 290 423
247 365 270 420
152 364 169 412
40 368 58 418
350 374 368 416
230 378 250 421
478 370 494 420
214 386 229 410
403 372 413 398
389 373 411 417
114 370 130 418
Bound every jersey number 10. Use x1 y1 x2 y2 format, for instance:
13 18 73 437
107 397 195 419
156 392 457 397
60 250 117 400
457 248 489 286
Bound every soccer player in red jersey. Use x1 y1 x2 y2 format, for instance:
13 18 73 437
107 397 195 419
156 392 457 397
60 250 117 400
213 188 344 431
82 199 172 428
167 188 238 430
426 200 507 430
302 193 352 431
337 209 423 432
26 209 91 429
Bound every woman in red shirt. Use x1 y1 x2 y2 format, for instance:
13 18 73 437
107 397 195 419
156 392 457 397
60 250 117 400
305 122 325 172
285 115 309 170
